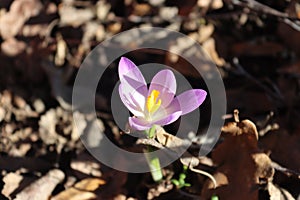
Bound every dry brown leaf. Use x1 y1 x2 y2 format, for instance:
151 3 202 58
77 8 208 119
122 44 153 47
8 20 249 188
132 3 152 16
202 115 262 200
260 130 300 174
54 34 68 67
96 1 111 21
38 108 67 146
159 7 178 21
9 143 31 157
268 182 295 200
204 172 228 190
221 119 259 140
198 24 214 43
2 172 23 198
51 188 96 200
156 126 189 149
202 38 226 66
0 38 26 56
197 0 223 10
74 178 106 191
58 4 94 27
107 22 122 35
20 24 49 37
0 0 42 39
51 178 105 200
71 161 102 177
15 169 65 200
252 153 274 183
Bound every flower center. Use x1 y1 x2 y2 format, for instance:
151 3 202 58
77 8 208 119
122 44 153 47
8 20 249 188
146 90 161 114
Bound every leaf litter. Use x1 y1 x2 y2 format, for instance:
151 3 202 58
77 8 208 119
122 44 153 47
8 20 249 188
0 0 300 199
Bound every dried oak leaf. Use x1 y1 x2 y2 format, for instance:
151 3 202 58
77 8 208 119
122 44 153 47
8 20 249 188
202 118 272 200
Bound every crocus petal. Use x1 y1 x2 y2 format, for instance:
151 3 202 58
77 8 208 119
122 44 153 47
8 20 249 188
119 57 146 86
148 69 176 107
129 117 152 131
119 84 145 117
152 111 182 126
152 97 181 121
118 57 147 95
174 89 207 115
118 57 148 111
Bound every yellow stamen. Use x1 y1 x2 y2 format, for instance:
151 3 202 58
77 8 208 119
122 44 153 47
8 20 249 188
146 90 161 114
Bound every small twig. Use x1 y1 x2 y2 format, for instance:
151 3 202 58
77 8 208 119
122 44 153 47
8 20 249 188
258 123 279 137
271 161 300 179
231 0 288 18
283 18 300 32
231 0 300 31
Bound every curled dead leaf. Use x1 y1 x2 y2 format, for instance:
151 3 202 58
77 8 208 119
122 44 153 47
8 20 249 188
252 153 274 184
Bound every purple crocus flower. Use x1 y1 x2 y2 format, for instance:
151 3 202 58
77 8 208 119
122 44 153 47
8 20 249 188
118 57 207 131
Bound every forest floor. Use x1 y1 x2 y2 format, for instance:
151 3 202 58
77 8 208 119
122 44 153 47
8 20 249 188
0 0 300 199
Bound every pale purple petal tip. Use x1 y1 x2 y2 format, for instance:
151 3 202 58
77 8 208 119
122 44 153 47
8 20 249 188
175 89 207 115
149 69 176 107
118 57 146 87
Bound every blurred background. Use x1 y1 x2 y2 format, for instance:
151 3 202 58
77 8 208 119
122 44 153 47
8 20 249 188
0 0 300 199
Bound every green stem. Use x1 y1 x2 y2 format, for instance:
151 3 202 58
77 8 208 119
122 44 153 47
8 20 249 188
144 125 163 182
147 125 157 139
145 146 163 182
